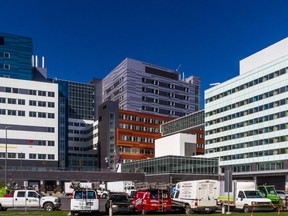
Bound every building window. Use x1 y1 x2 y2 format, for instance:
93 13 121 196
29 90 37 95
48 102 54 107
38 91 46 96
38 112 46 118
38 101 46 107
8 98 16 104
18 110 25 116
38 154 46 159
3 64 10 70
38 140 46 146
0 109 5 115
29 111 37 117
8 153 16 158
48 113 55 119
8 110 16 116
48 154 55 160
48 141 55 146
4 52 10 58
48 92 55 97
18 99 25 105
29 100 37 106
29 154 36 159
0 97 6 103
0 37 4 45
18 153 25 159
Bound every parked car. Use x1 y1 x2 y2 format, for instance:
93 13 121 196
132 189 172 214
70 189 99 215
105 193 133 214
276 190 288 200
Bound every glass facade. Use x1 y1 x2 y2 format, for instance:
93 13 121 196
121 155 218 175
0 33 33 80
161 110 204 136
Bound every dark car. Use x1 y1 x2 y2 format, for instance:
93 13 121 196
105 193 134 214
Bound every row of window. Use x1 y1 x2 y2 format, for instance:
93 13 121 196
142 78 190 92
206 67 287 103
1 108 55 118
142 87 190 101
121 147 154 155
206 123 287 144
120 135 154 144
119 114 167 124
206 110 287 136
206 135 287 154
68 122 88 127
0 152 55 160
142 106 185 117
119 123 160 133
105 76 125 94
1 86 55 97
206 85 287 118
206 98 287 127
68 145 94 151
142 96 189 109
0 109 56 119
221 162 283 173
0 97 55 108
220 148 287 162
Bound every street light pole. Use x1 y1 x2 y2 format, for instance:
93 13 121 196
4 126 8 189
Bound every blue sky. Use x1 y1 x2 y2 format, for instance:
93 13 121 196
1 0 288 108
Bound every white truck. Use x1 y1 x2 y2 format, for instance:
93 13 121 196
106 181 136 197
64 182 109 198
218 180 274 213
0 190 61 211
172 179 219 214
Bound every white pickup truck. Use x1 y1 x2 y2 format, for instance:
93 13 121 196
0 190 61 211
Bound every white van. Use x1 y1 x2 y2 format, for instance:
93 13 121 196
70 189 99 215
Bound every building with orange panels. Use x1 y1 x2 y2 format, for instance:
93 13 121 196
98 101 173 170
117 110 173 162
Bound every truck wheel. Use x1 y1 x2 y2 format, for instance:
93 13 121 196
185 205 191 214
43 202 54 211
243 205 250 213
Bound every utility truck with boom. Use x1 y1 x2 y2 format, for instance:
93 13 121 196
218 180 274 213
106 181 136 197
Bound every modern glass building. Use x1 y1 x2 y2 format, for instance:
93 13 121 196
121 155 218 175
49 78 100 170
205 37 288 176
0 33 33 80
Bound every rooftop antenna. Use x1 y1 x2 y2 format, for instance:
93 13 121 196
210 82 221 86
176 64 182 71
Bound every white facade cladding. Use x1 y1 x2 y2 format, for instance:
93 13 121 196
205 38 288 174
155 133 197 157
102 58 201 118
0 77 58 163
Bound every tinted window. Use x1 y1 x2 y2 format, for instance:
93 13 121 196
0 37 4 45
110 194 129 202
17 191 25 197
74 190 96 199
